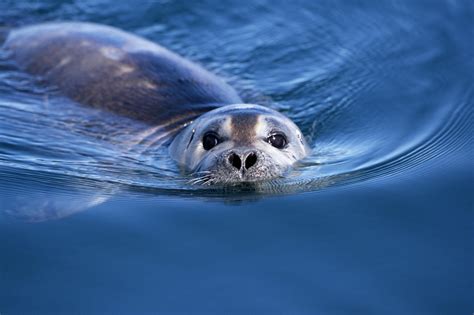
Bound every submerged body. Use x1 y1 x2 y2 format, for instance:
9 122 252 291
3 22 309 183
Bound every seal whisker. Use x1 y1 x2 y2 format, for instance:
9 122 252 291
187 174 213 186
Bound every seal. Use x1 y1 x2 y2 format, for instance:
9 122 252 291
3 22 309 184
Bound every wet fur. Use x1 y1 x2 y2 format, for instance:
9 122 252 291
3 22 241 129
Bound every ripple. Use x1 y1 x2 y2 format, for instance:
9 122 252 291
0 0 472 217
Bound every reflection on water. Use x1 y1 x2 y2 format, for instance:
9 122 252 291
0 0 472 314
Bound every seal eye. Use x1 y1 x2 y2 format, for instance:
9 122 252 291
202 132 219 150
267 133 287 149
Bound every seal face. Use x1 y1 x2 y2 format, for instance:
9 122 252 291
169 104 309 184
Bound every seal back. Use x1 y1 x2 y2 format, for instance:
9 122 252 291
3 22 242 128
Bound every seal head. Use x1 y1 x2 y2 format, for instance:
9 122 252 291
169 104 309 184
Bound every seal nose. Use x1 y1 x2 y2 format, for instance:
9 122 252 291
244 152 257 169
227 151 258 171
228 152 242 170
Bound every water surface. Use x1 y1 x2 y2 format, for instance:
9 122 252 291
0 0 472 313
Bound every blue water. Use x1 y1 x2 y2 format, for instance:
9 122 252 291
0 0 473 313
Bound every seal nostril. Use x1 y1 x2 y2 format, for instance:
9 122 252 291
245 152 257 169
228 153 242 170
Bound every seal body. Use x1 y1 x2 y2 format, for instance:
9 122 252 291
3 22 241 129
3 22 309 184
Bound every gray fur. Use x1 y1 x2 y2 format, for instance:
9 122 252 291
3 22 241 129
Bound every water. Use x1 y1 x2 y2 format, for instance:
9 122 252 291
0 0 472 313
